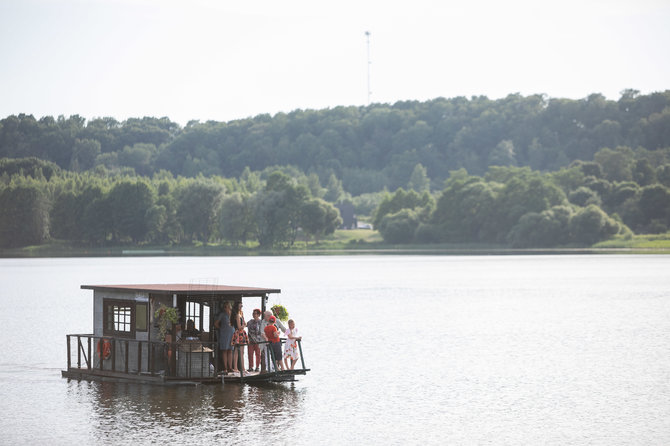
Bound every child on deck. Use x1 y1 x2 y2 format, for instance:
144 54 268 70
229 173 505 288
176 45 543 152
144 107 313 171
283 319 302 370
263 316 284 371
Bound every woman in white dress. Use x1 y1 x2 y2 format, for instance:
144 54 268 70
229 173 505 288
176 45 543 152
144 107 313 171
283 319 302 370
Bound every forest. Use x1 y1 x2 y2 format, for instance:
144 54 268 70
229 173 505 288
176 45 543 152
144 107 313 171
1 90 669 250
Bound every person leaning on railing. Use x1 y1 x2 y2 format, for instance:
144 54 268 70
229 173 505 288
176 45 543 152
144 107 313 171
260 310 286 373
263 316 284 371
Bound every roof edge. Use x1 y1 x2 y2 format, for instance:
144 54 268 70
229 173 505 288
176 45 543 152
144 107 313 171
80 284 281 296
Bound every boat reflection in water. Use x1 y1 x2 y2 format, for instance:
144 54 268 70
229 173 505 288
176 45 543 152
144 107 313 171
76 379 307 442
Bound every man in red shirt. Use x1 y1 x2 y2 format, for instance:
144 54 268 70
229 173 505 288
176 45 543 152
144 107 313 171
263 316 284 371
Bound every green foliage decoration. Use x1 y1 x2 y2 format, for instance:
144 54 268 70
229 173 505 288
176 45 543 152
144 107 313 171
154 304 180 341
271 304 289 322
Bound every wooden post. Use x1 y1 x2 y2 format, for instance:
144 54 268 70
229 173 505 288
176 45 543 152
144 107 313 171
148 341 153 375
124 340 129 374
87 337 91 370
239 345 245 382
137 340 142 374
78 338 87 369
111 338 116 372
99 338 103 371
66 335 71 370
297 339 305 370
185 348 190 378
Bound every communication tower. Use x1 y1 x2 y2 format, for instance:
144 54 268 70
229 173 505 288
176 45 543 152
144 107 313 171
365 31 371 105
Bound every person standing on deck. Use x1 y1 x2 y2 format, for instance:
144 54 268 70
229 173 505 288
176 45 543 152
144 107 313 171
264 316 284 371
247 309 262 372
214 301 234 374
260 309 286 373
230 301 248 374
283 319 302 370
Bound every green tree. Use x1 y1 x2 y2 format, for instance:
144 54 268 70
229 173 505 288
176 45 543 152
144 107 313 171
0 179 50 248
593 146 635 182
378 208 420 244
657 164 670 188
253 171 309 248
494 174 567 241
632 158 656 186
569 205 621 245
50 189 79 240
569 187 601 207
323 173 344 203
81 196 110 245
487 140 517 166
507 205 574 248
176 178 226 242
373 188 433 229
407 163 430 192
118 143 158 176
218 192 255 246
432 175 500 242
145 204 168 244
107 179 156 243
637 184 670 231
300 198 342 243
70 139 101 171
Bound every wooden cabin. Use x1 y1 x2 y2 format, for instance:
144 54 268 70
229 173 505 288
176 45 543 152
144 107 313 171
62 284 308 384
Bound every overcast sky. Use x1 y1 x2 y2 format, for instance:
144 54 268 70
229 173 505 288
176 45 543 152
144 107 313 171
1 0 669 125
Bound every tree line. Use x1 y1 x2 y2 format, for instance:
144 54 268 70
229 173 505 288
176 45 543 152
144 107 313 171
2 148 669 249
0 160 341 249
1 90 670 196
374 160 670 247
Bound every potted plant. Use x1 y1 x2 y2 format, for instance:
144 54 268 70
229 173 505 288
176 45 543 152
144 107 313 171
155 304 179 341
271 304 289 322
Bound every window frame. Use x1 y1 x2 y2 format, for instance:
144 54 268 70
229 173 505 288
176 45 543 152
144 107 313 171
185 300 202 331
103 299 136 338
135 302 148 332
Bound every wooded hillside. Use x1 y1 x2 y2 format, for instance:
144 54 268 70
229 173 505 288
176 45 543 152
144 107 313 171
2 90 669 193
1 90 669 250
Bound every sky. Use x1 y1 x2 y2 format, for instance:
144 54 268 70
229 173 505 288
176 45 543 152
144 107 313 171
1 0 669 126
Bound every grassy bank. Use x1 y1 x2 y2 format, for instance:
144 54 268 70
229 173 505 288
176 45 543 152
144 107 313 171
3 230 670 257
592 233 670 249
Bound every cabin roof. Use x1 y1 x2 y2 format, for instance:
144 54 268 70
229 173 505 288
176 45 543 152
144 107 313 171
81 283 280 297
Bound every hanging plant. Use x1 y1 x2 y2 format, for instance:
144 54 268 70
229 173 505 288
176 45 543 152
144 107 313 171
271 304 289 322
154 304 179 341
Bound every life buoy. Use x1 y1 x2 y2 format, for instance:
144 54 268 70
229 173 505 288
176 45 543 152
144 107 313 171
97 338 112 360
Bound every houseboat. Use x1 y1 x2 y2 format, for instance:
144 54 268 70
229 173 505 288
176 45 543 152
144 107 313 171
62 283 309 385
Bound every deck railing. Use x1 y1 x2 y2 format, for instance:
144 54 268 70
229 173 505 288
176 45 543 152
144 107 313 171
66 334 307 381
65 334 219 379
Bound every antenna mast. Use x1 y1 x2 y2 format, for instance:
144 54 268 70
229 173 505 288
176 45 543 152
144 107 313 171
365 31 371 105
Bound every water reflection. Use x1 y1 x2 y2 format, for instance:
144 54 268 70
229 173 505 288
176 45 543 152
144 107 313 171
82 380 306 442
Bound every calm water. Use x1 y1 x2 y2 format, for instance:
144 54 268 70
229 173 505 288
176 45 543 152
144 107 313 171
0 255 669 445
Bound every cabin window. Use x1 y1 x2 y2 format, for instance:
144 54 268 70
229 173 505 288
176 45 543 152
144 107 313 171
184 301 210 332
103 299 135 337
185 301 201 331
136 302 148 332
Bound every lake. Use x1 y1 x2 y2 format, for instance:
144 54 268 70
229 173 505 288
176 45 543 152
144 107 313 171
0 255 669 444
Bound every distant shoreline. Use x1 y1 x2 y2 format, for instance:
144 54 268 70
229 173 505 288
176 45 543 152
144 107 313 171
3 229 669 258
2 244 669 258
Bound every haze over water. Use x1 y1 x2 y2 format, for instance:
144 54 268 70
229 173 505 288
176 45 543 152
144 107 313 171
0 255 668 444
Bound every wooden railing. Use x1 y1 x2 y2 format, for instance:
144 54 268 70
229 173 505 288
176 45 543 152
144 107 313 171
66 334 307 382
65 334 219 379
